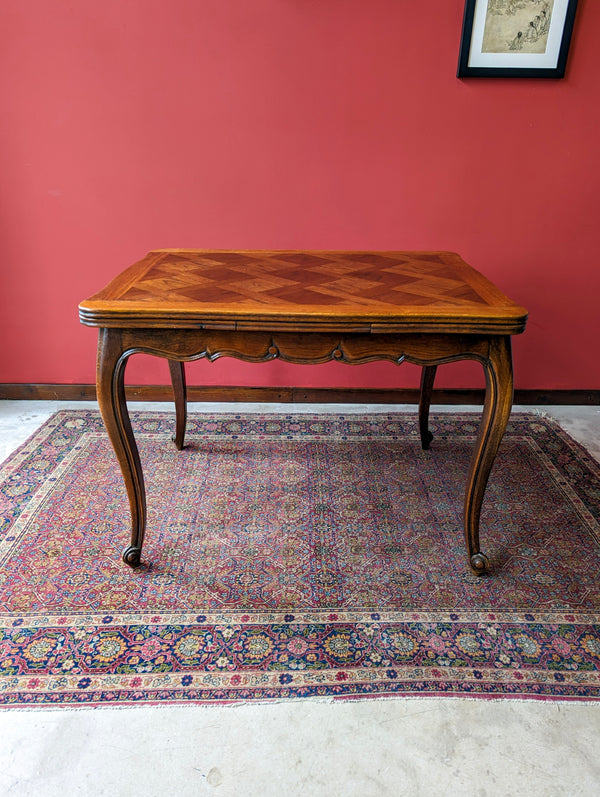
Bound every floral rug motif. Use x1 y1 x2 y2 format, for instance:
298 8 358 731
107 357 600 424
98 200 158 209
0 410 599 707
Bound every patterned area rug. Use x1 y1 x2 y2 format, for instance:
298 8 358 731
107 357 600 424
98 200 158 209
1 410 599 707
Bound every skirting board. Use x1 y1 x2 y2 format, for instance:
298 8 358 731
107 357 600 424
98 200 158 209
1 384 599 405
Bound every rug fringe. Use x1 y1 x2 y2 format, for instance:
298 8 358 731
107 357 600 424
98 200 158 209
2 694 599 713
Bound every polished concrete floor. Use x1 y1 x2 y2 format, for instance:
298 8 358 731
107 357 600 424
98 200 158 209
0 401 599 796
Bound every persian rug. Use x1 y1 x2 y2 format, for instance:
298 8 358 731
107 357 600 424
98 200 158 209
0 410 599 708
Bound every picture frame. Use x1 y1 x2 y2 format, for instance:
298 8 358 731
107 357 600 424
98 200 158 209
457 0 578 78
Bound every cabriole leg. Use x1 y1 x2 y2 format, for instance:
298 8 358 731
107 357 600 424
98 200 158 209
96 328 146 568
168 360 187 450
464 337 514 575
419 365 437 450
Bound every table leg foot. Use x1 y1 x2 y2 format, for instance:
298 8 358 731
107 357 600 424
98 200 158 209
469 552 490 575
419 365 437 450
464 337 514 574
122 546 142 568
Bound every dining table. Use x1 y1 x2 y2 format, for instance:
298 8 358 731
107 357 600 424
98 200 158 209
79 249 527 575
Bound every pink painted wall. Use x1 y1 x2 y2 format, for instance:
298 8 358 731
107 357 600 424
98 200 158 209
1 0 598 391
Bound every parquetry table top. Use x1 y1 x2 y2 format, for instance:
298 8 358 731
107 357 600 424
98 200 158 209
79 250 527 334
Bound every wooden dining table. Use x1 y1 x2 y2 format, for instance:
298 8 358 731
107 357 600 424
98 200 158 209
79 250 527 574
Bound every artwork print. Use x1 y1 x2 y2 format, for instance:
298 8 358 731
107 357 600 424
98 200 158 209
457 0 578 78
483 1 554 54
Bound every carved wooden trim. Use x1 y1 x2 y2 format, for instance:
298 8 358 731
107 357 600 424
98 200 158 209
116 329 491 369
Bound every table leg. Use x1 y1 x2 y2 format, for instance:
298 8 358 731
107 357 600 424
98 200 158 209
168 360 187 450
419 365 437 450
96 328 146 568
464 337 514 575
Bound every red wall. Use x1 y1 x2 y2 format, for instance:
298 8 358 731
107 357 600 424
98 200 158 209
1 0 598 391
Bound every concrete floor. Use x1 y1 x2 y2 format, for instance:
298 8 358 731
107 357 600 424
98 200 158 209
0 401 599 796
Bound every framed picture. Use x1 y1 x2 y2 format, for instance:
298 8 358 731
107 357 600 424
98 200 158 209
457 0 578 78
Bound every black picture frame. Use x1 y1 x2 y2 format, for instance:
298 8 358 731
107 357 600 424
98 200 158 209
457 0 578 78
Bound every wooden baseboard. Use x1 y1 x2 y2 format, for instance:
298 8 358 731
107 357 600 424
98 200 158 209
1 383 599 405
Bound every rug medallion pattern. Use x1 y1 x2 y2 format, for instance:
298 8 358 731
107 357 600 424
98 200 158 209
0 411 599 706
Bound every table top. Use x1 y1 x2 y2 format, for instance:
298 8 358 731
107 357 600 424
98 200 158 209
79 250 527 334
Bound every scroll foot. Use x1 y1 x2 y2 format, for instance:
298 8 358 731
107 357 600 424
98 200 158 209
122 546 142 568
422 430 434 450
469 552 490 576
